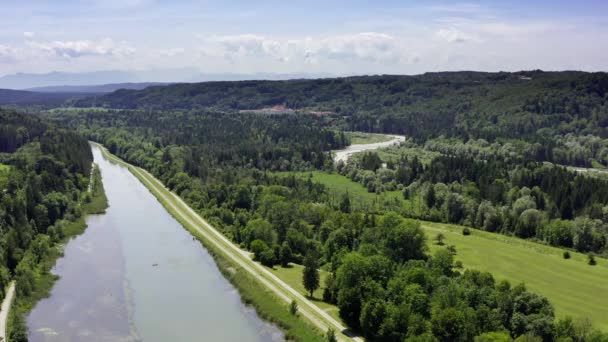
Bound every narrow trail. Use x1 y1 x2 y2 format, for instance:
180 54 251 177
0 281 15 342
96 143 363 342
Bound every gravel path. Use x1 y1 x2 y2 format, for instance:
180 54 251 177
0 281 15 342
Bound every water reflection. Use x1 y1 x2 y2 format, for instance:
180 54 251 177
27 144 283 342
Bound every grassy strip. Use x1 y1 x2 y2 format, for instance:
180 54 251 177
285 171 403 212
8 164 108 340
95 143 327 342
345 131 393 144
270 264 343 322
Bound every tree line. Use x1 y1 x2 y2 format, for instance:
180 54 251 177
0 109 95 341
340 150 608 255
71 71 608 144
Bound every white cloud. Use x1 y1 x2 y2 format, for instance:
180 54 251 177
312 32 400 62
199 32 409 65
23 31 35 39
0 45 18 63
158 47 185 57
26 38 135 58
200 34 286 62
434 28 476 43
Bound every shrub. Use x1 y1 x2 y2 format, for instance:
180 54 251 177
563 251 571 259
250 239 269 260
326 329 337 342
259 249 276 267
434 233 445 245
454 260 464 269
289 299 298 315
447 245 457 255
588 254 597 266
463 227 471 236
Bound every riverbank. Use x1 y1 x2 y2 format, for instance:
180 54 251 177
93 142 355 342
8 164 108 340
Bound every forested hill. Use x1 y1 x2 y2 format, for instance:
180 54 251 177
0 109 92 174
73 70 608 140
0 108 95 314
0 88 96 107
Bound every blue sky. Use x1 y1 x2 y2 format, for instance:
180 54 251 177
0 0 606 77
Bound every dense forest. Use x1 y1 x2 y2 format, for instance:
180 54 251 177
0 89 93 108
0 109 100 341
50 109 347 176
73 71 608 144
46 107 608 341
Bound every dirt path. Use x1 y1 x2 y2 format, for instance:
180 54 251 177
333 135 404 163
0 281 15 342
96 143 362 342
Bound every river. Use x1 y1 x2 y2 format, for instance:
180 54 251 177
333 135 405 163
26 144 283 342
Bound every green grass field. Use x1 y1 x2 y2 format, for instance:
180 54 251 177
375 144 441 165
269 264 343 321
288 170 608 330
345 131 393 144
424 221 608 329
287 171 403 211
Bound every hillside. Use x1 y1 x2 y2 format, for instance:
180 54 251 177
27 82 168 94
0 89 96 107
73 71 608 141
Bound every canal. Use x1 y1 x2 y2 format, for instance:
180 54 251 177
27 144 283 342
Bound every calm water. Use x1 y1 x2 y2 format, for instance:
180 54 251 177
27 144 283 342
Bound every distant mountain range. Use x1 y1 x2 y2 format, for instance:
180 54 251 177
28 83 169 93
0 69 333 90
0 88 94 106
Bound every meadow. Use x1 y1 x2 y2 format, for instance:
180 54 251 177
345 131 393 145
284 170 608 330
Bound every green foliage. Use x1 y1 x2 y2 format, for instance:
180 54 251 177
9 312 29 342
475 332 512 342
250 239 270 261
72 72 608 145
588 254 597 266
0 109 93 306
383 220 428 263
259 249 277 267
289 299 298 315
434 232 445 245
279 242 293 267
339 192 351 213
563 251 571 259
302 253 320 298
42 76 608 340
326 328 337 342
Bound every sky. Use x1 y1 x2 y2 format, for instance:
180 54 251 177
0 0 607 78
